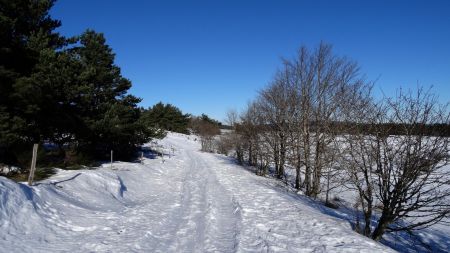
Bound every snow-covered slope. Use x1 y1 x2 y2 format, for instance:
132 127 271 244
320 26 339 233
0 133 393 252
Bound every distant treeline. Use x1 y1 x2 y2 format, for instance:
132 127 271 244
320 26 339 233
335 122 450 137
219 124 233 130
234 122 450 137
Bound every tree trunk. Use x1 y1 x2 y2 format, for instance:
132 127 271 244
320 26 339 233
371 213 391 241
252 143 258 166
295 145 302 189
248 141 253 165
274 144 279 177
304 132 311 195
295 164 301 189
325 169 330 203
363 206 372 236
278 134 286 179
312 137 322 198
236 146 243 165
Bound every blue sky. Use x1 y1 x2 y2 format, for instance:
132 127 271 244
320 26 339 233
50 0 450 122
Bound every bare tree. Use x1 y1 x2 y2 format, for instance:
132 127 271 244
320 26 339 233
236 43 370 193
216 109 242 157
240 103 261 167
226 109 238 128
224 42 450 245
216 132 233 156
343 87 450 241
256 69 298 180
279 42 369 196
190 116 220 152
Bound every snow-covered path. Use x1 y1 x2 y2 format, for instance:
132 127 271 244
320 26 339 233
0 133 393 252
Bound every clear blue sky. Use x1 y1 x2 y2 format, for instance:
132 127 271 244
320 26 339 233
50 0 450 122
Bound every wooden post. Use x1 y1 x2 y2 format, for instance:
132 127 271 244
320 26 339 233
326 169 330 204
141 151 144 164
27 144 38 186
110 150 113 169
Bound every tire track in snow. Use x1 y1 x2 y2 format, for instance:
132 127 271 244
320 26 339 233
198 152 394 253
168 148 241 252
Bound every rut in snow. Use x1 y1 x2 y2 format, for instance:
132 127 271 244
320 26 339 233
169 149 240 252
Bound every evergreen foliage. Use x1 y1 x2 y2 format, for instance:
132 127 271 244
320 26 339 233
0 0 64 164
68 30 154 160
141 102 190 134
0 0 160 169
200 114 222 127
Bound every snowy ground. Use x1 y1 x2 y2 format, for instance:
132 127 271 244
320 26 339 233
275 169 450 252
1 133 394 252
280 150 450 252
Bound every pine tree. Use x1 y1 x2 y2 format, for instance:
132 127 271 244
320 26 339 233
71 30 153 160
141 102 191 134
1 1 161 167
0 0 63 165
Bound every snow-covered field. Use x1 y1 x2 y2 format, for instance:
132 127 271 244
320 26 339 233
1 133 394 252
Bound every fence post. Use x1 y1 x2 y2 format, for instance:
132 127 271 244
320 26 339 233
110 150 113 169
27 144 38 186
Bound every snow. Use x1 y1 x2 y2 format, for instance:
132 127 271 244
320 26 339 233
0 132 394 252
278 137 450 253
0 164 21 176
